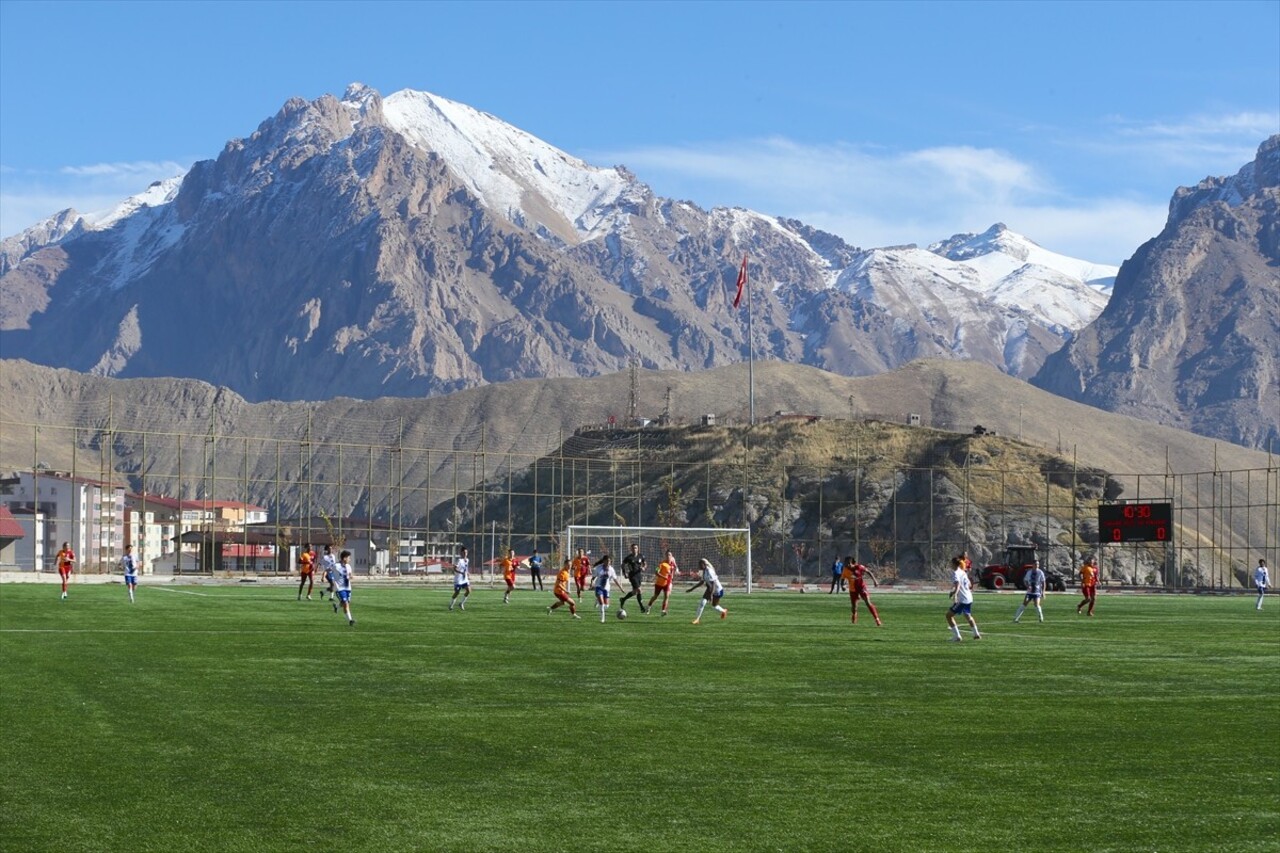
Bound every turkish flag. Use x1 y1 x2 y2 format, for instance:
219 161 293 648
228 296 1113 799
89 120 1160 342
732 255 747 308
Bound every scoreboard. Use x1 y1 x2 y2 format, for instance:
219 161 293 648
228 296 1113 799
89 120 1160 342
1098 502 1172 543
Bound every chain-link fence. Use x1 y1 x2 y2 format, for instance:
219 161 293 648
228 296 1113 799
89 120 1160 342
2 409 1276 590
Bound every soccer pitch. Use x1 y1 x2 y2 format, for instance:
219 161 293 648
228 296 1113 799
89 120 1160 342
1 584 1276 852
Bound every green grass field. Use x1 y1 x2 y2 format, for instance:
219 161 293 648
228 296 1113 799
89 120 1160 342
1 582 1277 852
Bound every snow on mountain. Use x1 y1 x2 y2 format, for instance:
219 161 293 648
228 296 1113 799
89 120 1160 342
1 177 185 278
379 88 633 243
3 82 1123 393
930 223 1119 294
926 223 1112 331
83 176 184 229
987 264 1107 334
845 246 982 317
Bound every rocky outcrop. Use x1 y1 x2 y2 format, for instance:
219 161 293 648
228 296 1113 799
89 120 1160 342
1034 136 1280 451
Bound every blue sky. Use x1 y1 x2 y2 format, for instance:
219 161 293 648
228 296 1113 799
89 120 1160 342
1 0 1276 265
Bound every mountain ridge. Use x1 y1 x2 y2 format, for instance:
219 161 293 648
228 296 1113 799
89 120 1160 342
1033 135 1280 451
1 84 1114 401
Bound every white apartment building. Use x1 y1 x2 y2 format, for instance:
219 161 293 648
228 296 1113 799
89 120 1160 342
0 470 125 572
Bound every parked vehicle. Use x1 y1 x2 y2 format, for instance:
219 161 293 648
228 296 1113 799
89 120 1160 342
978 545 1067 591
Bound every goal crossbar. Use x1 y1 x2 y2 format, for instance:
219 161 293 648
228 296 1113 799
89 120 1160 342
562 525 753 593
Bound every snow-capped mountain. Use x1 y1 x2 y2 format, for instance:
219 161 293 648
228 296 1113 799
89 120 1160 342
375 86 635 243
2 83 1117 403
930 223 1118 294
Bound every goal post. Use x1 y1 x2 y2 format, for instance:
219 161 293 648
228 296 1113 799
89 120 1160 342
562 525 754 593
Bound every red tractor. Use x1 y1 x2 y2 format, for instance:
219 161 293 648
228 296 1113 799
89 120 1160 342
978 545 1067 591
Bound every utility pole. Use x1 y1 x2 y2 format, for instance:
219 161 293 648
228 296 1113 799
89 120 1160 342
628 357 639 426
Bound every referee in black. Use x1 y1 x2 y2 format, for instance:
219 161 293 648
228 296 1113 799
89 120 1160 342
619 543 649 614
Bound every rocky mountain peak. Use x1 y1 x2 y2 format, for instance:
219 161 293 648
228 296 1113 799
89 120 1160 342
4 84 1233 444
1167 134 1280 227
1033 134 1280 451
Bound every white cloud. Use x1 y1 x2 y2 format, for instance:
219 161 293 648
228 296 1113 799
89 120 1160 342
0 160 189 238
58 160 187 178
1089 110 1279 173
595 137 1165 264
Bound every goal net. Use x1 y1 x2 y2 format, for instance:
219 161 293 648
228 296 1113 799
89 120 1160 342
562 525 754 593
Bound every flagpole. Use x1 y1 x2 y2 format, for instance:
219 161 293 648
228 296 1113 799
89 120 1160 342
746 257 754 426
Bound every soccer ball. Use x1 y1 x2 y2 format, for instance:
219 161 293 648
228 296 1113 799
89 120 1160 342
616 609 628 620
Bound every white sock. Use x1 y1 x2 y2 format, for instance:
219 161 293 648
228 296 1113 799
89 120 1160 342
696 600 707 620
950 624 961 639
1013 605 1025 621
714 605 726 614
1036 604 1043 622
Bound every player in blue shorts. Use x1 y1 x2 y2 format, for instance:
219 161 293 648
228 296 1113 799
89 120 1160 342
335 550 355 627
1013 560 1046 623
449 546 471 611
120 544 139 603
686 558 729 624
319 544 338 607
592 553 624 622
946 556 981 641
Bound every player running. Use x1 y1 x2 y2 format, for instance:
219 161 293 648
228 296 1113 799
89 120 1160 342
1077 556 1099 616
592 553 624 623
1255 558 1270 610
946 556 981 642
1013 559 1046 623
120 544 139 603
55 541 74 600
618 543 649 614
841 557 882 626
449 546 472 611
501 548 518 604
647 550 679 616
319 544 338 605
686 558 728 624
335 549 355 627
297 543 316 601
573 549 591 600
548 558 581 619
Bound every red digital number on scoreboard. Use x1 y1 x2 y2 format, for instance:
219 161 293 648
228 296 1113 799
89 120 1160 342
1099 503 1173 543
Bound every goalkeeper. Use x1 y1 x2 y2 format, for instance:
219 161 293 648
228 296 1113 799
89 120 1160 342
618 543 650 614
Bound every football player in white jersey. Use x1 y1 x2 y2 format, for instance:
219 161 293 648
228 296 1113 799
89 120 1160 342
449 546 472 611
686 558 728 625
592 554 624 623
1013 560 1046 623
946 556 981 641
335 550 355 627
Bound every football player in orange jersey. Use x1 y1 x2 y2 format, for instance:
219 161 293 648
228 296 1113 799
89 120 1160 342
841 557 882 626
573 548 591 600
501 548 518 604
547 558 581 619
55 541 75 600
1077 556 1099 616
297 544 316 600
647 550 679 616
